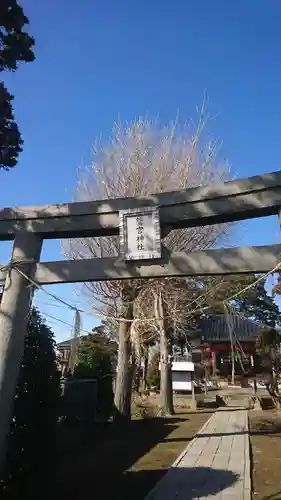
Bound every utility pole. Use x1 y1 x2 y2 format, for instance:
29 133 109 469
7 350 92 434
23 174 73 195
0 233 42 475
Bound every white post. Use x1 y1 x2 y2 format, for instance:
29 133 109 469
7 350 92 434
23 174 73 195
191 379 195 401
0 233 42 474
190 378 197 410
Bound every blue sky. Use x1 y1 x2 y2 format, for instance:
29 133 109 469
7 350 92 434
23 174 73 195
2 0 281 341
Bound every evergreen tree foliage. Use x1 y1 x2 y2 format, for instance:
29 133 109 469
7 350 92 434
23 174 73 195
0 1 35 170
198 275 281 327
0 0 35 70
0 82 23 169
0 308 59 499
238 281 281 327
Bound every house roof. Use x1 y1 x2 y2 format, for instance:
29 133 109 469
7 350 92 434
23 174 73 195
201 314 261 342
57 339 73 348
57 336 118 349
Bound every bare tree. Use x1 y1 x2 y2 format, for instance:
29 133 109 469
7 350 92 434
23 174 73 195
63 110 233 418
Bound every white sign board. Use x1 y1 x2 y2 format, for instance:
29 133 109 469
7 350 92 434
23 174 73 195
119 206 161 261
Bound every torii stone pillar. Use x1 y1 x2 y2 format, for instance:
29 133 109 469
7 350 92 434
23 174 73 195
0 233 42 474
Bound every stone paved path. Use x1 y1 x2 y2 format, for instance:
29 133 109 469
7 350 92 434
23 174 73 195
145 409 251 500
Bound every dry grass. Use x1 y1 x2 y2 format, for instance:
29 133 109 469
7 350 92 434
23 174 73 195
249 410 281 500
45 409 211 500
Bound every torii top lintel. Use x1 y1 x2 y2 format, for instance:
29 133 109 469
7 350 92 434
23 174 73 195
0 170 280 241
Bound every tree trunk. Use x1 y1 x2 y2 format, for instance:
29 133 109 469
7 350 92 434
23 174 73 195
134 359 141 394
157 292 174 415
263 350 281 410
142 346 149 391
113 298 134 422
265 368 281 410
128 356 137 403
204 366 208 395
272 364 281 410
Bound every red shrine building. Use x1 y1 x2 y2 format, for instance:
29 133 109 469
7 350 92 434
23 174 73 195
200 314 261 377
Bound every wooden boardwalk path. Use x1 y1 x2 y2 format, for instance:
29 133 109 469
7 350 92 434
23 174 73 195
145 409 251 500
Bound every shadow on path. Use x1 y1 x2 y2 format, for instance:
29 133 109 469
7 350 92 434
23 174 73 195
261 492 281 500
120 467 239 500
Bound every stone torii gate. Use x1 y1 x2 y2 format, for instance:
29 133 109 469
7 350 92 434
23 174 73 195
0 170 281 467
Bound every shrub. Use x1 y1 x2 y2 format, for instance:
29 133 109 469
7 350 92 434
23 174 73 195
72 337 114 422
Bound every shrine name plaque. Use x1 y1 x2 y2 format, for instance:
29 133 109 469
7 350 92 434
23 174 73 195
119 206 161 261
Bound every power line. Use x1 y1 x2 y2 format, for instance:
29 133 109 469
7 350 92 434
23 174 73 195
11 261 281 328
40 310 93 337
